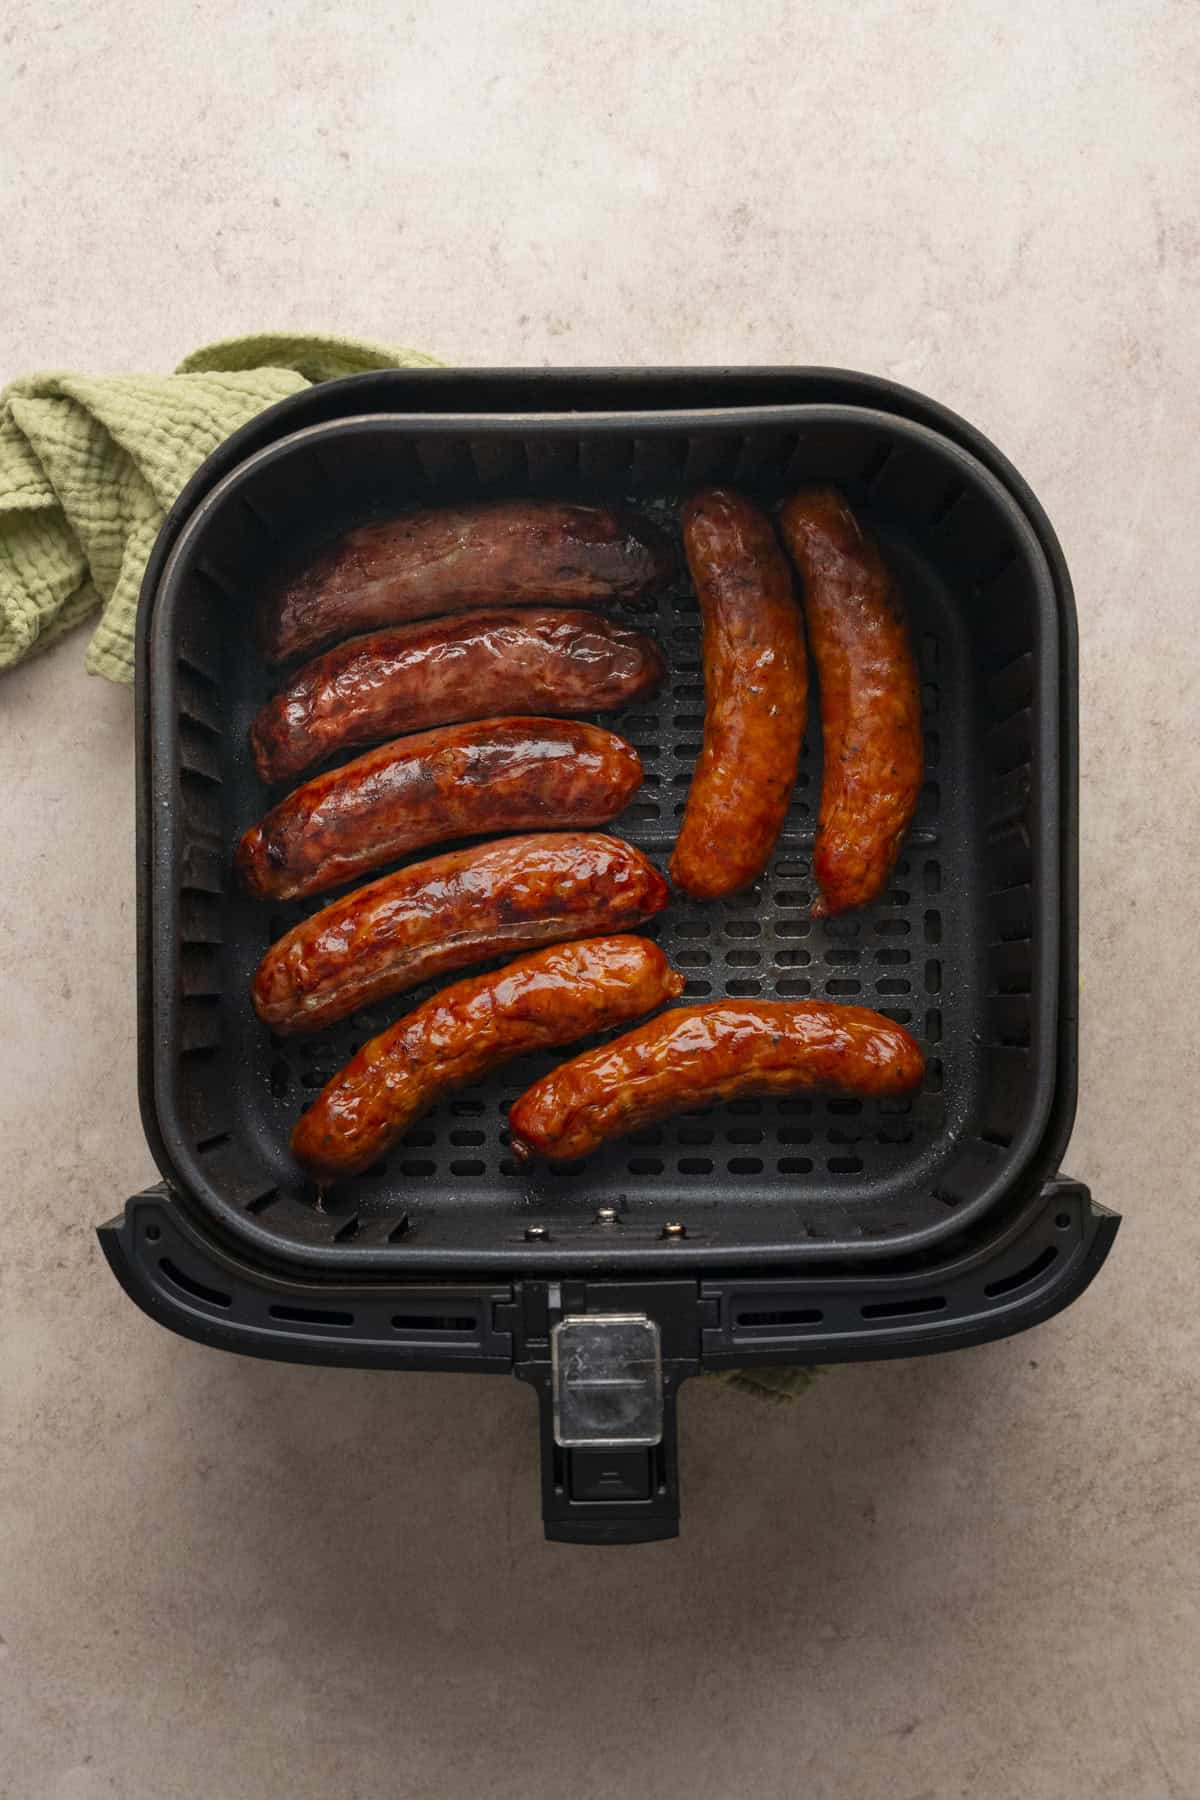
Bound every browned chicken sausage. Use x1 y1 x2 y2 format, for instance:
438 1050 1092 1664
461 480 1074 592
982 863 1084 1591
669 488 807 899
250 608 666 786
237 718 644 903
253 832 669 1035
777 489 922 917
259 500 677 665
291 936 685 1183
509 999 924 1161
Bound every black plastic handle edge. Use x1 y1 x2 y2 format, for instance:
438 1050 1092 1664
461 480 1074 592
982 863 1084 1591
99 1178 1118 1376
515 1368 685 1546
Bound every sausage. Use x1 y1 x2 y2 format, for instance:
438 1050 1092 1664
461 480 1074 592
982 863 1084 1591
237 718 644 903
259 500 678 665
253 832 669 1035
291 936 685 1183
250 608 666 786
669 488 807 899
777 489 922 917
509 999 924 1161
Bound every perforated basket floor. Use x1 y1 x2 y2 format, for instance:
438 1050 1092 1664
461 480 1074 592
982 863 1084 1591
143 405 1063 1272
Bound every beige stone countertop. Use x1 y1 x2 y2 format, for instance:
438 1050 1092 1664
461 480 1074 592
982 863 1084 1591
2 4 1197 1797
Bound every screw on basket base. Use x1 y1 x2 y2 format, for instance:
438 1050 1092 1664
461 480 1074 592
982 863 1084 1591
524 1224 550 1242
594 1205 621 1225
661 1222 687 1240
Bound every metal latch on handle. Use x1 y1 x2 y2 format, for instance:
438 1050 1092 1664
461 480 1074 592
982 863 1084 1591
550 1313 663 1448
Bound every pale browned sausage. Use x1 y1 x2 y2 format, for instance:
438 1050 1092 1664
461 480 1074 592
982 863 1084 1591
260 500 677 664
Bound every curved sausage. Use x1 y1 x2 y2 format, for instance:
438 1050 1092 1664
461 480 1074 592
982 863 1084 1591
669 488 807 899
509 999 924 1161
250 608 666 786
259 500 678 665
777 489 922 917
292 936 685 1183
237 718 644 903
253 832 669 1035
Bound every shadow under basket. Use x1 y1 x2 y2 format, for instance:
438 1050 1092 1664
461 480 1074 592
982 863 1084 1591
106 369 1116 1544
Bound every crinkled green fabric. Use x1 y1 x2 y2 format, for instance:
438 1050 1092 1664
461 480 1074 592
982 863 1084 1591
0 334 439 681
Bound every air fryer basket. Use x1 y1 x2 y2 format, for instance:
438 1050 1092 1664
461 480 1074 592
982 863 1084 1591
106 370 1116 1542
141 406 1063 1274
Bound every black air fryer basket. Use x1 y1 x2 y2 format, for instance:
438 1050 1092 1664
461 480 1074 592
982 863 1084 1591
102 369 1117 1543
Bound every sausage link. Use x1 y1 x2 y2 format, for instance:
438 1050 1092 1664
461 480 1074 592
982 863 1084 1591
250 608 666 786
237 718 643 903
292 936 685 1183
253 832 669 1035
509 1000 924 1161
259 500 677 665
669 488 807 899
777 489 922 916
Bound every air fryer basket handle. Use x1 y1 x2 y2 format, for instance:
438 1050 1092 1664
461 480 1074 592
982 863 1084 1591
520 1367 683 1545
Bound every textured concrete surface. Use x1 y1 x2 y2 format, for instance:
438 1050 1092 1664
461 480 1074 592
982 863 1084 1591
2 3 1198 1796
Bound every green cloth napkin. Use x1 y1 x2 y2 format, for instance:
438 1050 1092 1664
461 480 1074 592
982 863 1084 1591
0 333 440 682
0 328 818 1405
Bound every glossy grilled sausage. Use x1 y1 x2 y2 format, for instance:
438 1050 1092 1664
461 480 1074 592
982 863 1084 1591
777 489 922 917
252 832 669 1035
237 718 643 903
669 488 807 899
509 999 924 1161
291 936 685 1183
250 608 666 786
259 500 677 665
